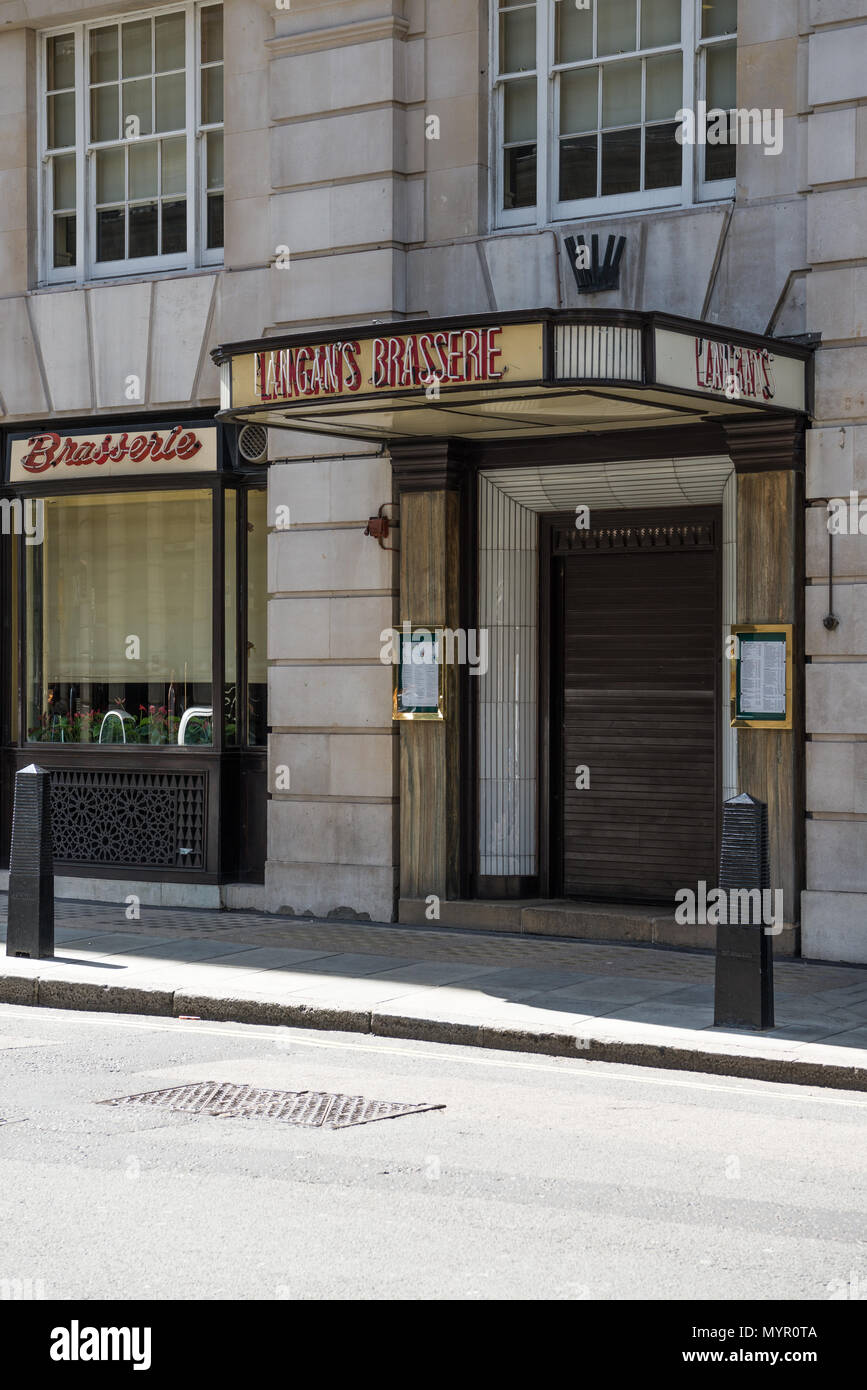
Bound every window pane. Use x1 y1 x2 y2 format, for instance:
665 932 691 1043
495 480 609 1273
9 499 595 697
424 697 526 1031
162 197 187 253
707 41 737 111
96 206 124 260
129 201 158 257
48 91 75 149
559 134 596 201
53 214 76 268
504 144 536 208
602 126 640 194
155 11 185 72
602 60 641 127
123 78 153 136
201 4 224 64
206 191 223 249
129 141 158 199
246 489 268 746
641 0 681 49
504 76 536 142
91 85 119 142
645 121 682 188
555 0 592 63
560 67 597 134
705 117 736 180
161 136 186 194
702 0 738 39
122 19 151 78
96 146 125 203
53 152 76 209
206 130 223 189
597 0 637 57
47 33 76 91
25 492 214 748
201 66 223 124
646 51 682 121
90 27 118 84
155 72 185 131
500 5 535 72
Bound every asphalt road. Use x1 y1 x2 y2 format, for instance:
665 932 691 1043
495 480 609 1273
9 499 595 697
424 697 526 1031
1 1003 866 1302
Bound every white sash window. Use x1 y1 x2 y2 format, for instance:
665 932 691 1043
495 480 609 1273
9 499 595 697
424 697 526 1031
40 3 223 284
493 0 737 227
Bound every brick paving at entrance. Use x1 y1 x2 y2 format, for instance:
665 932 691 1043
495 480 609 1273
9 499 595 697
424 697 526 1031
2 894 867 1088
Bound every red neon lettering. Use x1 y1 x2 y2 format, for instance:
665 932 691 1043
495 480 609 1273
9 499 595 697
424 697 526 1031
445 331 463 380
372 338 389 388
108 434 130 462
385 337 403 389
20 434 59 473
484 327 503 380
174 431 202 459
462 330 482 381
343 342 362 392
419 334 437 380
128 435 151 463
432 332 449 379
150 426 182 461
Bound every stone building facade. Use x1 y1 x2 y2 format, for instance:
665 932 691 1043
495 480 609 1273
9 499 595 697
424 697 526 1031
1 0 866 965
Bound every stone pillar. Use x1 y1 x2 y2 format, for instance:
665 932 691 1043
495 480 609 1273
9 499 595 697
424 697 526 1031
725 418 805 950
391 442 468 908
264 431 399 922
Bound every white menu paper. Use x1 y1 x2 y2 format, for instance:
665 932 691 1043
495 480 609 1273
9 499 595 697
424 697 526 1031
400 634 440 711
740 637 786 717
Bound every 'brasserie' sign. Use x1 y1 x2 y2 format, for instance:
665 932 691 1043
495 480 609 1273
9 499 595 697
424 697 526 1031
8 425 217 482
229 322 546 409
254 328 506 403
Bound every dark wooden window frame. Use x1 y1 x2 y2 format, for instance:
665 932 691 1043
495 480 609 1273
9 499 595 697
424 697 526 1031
0 417 267 883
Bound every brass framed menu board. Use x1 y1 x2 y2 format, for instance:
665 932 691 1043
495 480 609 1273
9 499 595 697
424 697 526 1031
392 627 445 721
730 624 793 730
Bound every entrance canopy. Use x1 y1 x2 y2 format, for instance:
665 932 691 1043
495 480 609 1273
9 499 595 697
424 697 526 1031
213 310 811 444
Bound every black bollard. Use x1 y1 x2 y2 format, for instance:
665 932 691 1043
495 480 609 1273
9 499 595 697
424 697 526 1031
6 764 55 960
714 793 773 1030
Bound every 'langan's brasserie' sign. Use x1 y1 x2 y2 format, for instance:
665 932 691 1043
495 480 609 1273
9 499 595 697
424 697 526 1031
9 425 217 482
694 336 776 401
253 327 509 403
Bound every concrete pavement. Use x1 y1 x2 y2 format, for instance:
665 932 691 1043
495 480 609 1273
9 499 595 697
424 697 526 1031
2 1003 867 1300
3 894 867 1090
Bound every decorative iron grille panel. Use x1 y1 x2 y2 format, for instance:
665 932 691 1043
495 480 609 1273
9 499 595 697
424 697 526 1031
554 521 715 555
49 769 206 869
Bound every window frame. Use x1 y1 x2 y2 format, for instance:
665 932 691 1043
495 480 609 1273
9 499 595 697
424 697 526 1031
38 1 223 286
11 469 266 753
490 0 737 229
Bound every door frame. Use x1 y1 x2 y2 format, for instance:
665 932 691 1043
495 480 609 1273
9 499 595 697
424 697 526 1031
539 505 724 903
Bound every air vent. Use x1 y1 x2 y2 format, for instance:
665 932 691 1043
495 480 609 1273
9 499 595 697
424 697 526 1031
238 423 268 463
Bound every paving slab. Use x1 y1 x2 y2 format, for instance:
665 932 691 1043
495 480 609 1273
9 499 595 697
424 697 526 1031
2 894 867 1089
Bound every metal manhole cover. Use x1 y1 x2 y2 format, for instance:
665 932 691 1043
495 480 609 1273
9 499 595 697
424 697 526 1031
99 1082 444 1128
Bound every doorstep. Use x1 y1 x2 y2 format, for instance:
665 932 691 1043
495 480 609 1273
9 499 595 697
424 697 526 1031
398 896 799 957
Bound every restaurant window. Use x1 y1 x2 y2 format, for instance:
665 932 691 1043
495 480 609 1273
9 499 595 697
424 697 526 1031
26 490 215 746
40 2 223 284
23 482 267 749
493 0 737 225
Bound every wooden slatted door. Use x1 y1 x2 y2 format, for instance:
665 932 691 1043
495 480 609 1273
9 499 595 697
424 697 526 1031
558 513 720 903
